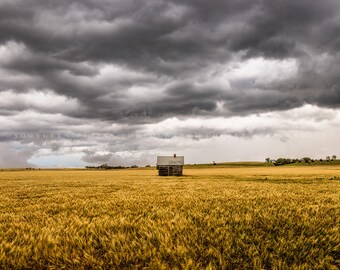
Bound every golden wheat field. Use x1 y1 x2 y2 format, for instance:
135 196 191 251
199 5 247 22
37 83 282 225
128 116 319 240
0 166 339 269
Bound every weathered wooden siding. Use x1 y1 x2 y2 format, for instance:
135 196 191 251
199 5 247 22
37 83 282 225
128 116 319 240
158 165 183 176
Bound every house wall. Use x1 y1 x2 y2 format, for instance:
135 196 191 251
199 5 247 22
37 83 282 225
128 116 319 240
158 165 183 176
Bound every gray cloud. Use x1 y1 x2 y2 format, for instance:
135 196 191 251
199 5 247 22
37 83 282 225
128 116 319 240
0 0 340 120
0 143 35 168
81 150 113 164
1 0 340 166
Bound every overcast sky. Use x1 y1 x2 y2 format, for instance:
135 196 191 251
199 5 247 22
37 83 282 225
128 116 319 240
1 0 340 167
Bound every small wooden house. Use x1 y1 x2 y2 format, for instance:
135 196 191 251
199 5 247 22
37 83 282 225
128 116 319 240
157 154 184 176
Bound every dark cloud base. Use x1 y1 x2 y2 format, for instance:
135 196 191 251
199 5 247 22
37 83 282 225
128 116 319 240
0 0 340 123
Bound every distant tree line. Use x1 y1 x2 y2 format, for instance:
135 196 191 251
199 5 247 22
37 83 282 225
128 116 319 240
85 163 139 170
266 155 337 166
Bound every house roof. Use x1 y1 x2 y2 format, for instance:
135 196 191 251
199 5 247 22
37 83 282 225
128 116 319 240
157 156 184 166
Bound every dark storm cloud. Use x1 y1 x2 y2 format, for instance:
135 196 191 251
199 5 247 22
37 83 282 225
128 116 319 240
2 0 336 61
2 51 98 77
224 90 300 115
1 0 340 123
110 82 225 121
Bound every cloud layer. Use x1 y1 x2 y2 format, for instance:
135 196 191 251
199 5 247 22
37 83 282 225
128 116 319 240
1 0 340 166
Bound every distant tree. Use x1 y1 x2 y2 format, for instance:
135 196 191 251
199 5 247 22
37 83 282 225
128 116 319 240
213 161 217 165
332 155 337 160
302 157 311 163
274 158 293 166
265 158 270 163
326 156 331 162
99 163 109 169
